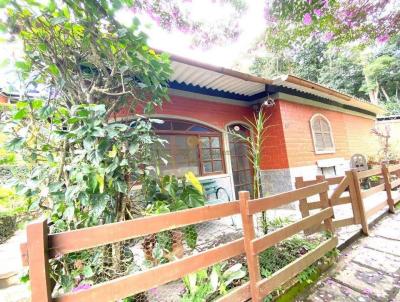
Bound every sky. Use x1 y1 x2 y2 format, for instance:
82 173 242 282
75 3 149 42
0 1 266 91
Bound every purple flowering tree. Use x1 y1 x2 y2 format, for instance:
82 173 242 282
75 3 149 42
264 0 400 49
132 0 247 48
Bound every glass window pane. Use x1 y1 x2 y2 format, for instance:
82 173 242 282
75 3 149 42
201 149 211 160
203 161 212 173
236 143 248 156
229 142 236 156
159 135 200 177
315 133 324 150
213 160 223 172
200 137 210 148
211 149 221 160
189 125 214 132
321 120 330 132
153 121 171 130
211 137 220 148
313 119 322 132
323 134 333 148
172 121 191 131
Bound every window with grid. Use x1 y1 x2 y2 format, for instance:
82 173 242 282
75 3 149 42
310 115 335 153
153 119 225 177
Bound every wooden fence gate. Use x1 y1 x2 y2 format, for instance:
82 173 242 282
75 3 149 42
295 171 361 233
295 164 400 235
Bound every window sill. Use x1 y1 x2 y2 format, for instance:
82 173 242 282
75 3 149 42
314 150 336 155
198 173 230 180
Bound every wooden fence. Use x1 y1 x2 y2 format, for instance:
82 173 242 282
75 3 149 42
20 165 400 302
21 182 338 302
239 182 336 302
295 164 400 236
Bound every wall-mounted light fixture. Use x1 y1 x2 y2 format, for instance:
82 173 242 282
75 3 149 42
252 96 276 113
262 97 275 108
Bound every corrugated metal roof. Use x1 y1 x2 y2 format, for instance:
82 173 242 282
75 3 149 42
170 61 265 96
166 52 385 115
272 75 386 115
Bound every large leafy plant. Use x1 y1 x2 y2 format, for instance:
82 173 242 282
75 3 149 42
182 262 247 301
142 172 206 262
1 0 171 292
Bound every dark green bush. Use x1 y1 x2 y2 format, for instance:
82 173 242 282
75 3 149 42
0 215 16 243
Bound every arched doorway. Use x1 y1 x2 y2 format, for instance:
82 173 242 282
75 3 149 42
227 124 253 198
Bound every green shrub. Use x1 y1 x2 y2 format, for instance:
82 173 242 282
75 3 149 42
0 215 16 243
259 236 318 278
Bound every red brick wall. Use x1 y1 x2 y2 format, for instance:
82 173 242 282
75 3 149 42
116 94 290 170
279 99 377 167
261 101 289 169
115 94 254 130
0 94 8 104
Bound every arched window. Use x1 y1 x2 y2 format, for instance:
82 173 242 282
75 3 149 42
310 114 335 154
153 119 225 176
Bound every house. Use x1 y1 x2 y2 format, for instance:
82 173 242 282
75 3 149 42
116 53 384 200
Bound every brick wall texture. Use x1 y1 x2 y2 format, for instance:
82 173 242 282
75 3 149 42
116 93 379 170
278 99 378 168
0 95 8 103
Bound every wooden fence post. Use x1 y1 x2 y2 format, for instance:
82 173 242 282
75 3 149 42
319 187 335 234
349 170 369 235
295 177 309 219
346 171 361 225
27 218 52 302
239 191 261 302
382 164 396 213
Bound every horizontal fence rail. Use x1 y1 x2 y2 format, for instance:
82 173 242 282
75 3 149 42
239 182 337 302
296 164 399 236
21 164 400 302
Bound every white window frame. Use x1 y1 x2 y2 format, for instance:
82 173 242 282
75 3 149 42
310 113 336 155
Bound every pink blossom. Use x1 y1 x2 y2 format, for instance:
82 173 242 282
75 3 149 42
376 34 389 44
72 284 91 292
303 13 312 25
314 9 323 17
322 32 334 42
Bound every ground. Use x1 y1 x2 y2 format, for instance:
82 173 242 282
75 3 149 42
300 210 400 302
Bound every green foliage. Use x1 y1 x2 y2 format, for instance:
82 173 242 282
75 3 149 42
1 0 172 294
297 265 318 284
250 35 400 114
260 216 292 235
0 186 27 216
182 262 247 301
143 172 206 253
318 51 366 99
259 236 318 278
143 172 206 213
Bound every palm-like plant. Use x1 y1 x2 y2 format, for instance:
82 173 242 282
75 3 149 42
228 106 272 233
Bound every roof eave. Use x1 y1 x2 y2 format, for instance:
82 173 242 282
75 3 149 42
274 75 386 116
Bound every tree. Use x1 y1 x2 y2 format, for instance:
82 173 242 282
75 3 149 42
318 49 366 99
264 0 400 50
131 0 248 48
1 0 171 291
